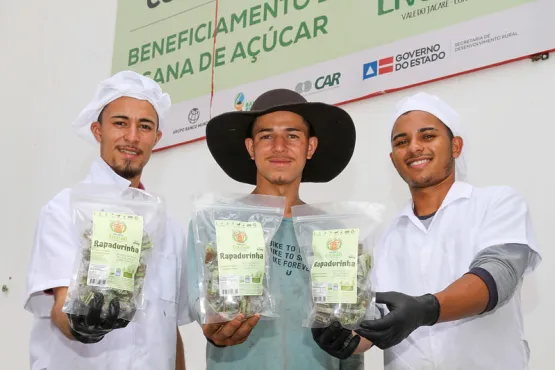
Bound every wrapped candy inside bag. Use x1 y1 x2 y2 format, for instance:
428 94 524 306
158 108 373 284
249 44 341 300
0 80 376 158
62 183 166 323
292 201 385 330
202 241 266 318
192 193 285 324
310 243 373 328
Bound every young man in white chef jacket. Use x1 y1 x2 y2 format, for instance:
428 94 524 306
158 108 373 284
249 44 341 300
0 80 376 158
24 71 190 370
314 92 542 370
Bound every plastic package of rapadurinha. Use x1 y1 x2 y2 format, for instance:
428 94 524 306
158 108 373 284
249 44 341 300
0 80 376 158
191 192 286 324
292 201 385 330
63 183 166 325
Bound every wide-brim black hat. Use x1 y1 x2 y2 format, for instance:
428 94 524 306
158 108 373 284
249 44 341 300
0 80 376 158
205 88 356 185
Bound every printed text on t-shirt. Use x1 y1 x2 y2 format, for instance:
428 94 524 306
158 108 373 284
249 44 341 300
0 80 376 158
270 240 310 275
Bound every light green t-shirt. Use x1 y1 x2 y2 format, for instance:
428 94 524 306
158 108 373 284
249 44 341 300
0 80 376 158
187 218 364 370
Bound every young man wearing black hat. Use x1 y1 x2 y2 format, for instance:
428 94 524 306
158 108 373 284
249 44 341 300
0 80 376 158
186 89 369 369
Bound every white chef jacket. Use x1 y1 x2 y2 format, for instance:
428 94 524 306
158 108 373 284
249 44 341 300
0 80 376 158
371 182 541 370
24 158 192 370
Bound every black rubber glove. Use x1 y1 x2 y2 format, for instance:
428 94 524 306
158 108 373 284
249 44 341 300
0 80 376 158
312 321 361 360
67 292 131 344
355 291 440 350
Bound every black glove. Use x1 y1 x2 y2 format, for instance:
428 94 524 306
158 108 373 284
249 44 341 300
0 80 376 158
312 321 361 360
355 291 440 350
67 292 131 344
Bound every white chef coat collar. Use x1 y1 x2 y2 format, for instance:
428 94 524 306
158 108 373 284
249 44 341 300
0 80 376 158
83 157 141 189
397 181 473 224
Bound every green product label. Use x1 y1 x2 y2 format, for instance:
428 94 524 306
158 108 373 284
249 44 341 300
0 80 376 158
87 211 144 292
311 228 359 304
215 220 265 296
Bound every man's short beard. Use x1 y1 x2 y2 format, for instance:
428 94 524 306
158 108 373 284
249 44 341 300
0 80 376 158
112 161 142 180
268 174 289 185
262 172 292 186
271 178 289 185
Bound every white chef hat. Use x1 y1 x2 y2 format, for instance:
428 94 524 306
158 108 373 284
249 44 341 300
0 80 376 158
71 70 171 145
389 92 467 181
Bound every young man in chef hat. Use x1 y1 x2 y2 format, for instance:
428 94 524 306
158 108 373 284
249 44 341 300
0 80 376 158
24 71 190 370
314 91 542 370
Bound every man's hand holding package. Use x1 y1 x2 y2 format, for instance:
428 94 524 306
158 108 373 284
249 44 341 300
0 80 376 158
203 314 260 347
355 291 440 349
312 321 361 359
67 291 132 344
51 287 132 344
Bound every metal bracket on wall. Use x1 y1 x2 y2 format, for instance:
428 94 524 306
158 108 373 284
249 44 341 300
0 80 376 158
530 52 550 62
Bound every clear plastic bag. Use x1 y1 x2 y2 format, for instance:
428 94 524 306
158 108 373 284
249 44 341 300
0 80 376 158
291 201 385 330
191 193 286 324
62 183 166 322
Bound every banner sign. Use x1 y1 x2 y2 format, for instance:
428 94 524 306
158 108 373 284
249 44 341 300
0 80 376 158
111 0 555 151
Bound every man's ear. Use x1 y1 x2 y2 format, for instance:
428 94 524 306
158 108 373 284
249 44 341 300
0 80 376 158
389 151 399 171
245 138 255 160
90 122 102 143
452 136 463 159
155 130 163 146
307 136 318 159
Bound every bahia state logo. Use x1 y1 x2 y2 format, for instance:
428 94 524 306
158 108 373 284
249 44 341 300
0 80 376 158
233 230 248 244
327 238 342 251
110 220 127 234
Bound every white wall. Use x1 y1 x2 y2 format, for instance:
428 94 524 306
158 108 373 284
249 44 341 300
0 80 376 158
1 1 553 369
